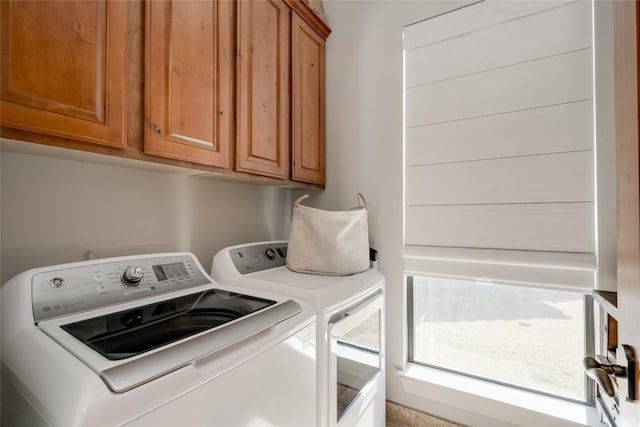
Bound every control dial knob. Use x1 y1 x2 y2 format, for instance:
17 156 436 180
121 266 144 286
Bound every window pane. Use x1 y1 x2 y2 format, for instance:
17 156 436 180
411 276 586 401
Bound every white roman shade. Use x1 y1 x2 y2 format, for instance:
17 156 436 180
403 0 596 290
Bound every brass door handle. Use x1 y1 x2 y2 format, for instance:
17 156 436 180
584 345 636 401
583 357 625 397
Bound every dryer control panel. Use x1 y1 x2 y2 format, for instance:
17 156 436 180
230 243 288 274
32 254 210 322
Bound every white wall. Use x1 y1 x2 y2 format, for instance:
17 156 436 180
311 1 616 426
594 0 618 292
0 140 291 283
296 1 490 424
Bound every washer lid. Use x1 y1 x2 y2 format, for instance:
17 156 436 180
238 267 384 315
38 285 304 393
212 242 385 314
98 299 302 393
62 288 278 361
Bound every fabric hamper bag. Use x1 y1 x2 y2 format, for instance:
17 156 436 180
287 193 370 275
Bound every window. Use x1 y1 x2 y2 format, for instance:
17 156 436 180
403 1 595 403
408 276 593 402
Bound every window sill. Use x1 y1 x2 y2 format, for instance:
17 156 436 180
399 363 599 427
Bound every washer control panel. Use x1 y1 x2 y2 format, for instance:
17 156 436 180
231 243 288 274
32 254 209 322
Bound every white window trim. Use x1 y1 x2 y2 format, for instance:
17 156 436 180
399 363 599 427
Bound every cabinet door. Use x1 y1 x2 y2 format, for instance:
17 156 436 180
145 0 233 167
0 0 127 148
237 0 290 179
291 13 325 185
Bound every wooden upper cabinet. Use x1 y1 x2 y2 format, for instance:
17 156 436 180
291 12 325 185
145 0 234 167
236 0 290 179
1 0 329 188
0 0 127 148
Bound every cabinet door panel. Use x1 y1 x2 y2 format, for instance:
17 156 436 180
291 13 325 185
145 0 233 167
237 0 290 179
0 0 126 147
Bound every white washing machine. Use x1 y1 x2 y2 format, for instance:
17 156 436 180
211 241 385 427
1 252 317 427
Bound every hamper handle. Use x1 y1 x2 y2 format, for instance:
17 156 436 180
293 194 309 207
357 193 368 210
294 193 367 209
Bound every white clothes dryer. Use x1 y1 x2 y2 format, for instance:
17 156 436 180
212 241 385 427
2 252 317 427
